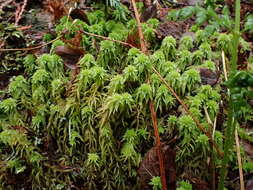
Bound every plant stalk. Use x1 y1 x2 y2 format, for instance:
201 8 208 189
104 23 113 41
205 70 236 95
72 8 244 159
218 0 241 189
231 0 241 71
150 102 168 190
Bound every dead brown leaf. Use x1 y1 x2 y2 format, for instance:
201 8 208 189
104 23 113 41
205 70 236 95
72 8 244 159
138 143 176 190
54 45 84 69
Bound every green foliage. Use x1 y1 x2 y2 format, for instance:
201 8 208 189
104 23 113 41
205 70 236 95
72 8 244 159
244 14 253 33
161 36 177 60
2 2 252 189
177 181 192 190
149 176 162 190
226 71 253 119
179 35 194 50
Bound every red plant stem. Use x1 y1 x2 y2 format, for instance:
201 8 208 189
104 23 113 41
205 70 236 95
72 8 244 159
130 0 148 54
15 0 28 25
151 67 224 157
0 0 13 12
0 36 62 52
149 102 168 190
130 0 167 189
80 30 135 48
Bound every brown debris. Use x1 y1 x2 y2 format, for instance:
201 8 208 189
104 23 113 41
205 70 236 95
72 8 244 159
225 0 253 17
54 45 84 69
156 20 189 40
241 140 253 159
126 30 142 49
70 8 89 24
199 68 220 86
140 4 158 22
44 0 68 21
190 177 210 190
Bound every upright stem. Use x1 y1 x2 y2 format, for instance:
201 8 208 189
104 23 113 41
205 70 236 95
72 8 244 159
235 127 245 190
218 0 241 189
150 102 168 190
130 0 148 54
130 1 167 189
218 111 236 190
231 0 241 71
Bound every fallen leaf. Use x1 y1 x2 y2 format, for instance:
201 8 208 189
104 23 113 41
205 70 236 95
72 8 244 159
138 142 176 190
54 45 84 69
199 68 220 86
140 4 157 22
70 8 89 24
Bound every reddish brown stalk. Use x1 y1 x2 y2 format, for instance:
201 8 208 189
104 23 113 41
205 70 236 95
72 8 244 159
15 0 28 25
130 0 148 54
0 30 135 52
152 67 224 157
149 102 168 190
130 0 167 189
0 36 62 52
81 30 135 48
0 0 13 12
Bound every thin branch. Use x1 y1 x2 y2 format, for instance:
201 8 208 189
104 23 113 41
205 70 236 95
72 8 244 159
149 102 168 190
0 0 13 12
130 0 167 189
15 0 28 25
235 126 245 190
130 0 148 53
151 67 224 157
222 51 228 81
80 30 135 48
0 36 62 52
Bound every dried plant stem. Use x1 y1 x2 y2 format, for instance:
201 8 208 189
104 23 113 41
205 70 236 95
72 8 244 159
81 30 135 48
235 127 245 190
130 0 167 189
130 0 148 53
0 0 13 12
204 106 213 126
222 51 228 81
149 102 168 190
0 36 62 52
204 106 217 190
15 0 28 25
151 67 224 157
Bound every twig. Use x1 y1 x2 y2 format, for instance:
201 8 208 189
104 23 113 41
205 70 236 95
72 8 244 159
0 36 62 52
204 106 213 126
130 0 167 189
204 106 217 190
130 0 148 54
222 51 228 81
212 116 217 139
149 102 168 190
80 30 135 48
0 0 13 12
15 0 28 25
151 67 224 157
235 126 245 190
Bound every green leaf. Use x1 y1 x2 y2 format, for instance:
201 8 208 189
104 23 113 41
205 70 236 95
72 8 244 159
244 15 253 32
